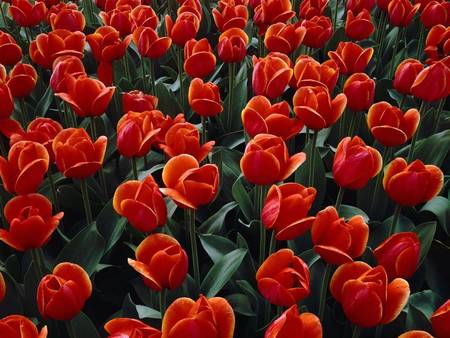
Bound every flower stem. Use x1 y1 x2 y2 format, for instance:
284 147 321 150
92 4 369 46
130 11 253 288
256 185 267 265
335 187 345 211
185 208 200 287
369 146 387 217
416 25 425 60
268 231 276 256
123 54 131 83
18 99 28 128
159 288 167 316
333 0 340 31
388 205 401 237
319 262 332 321
150 58 156 95
131 157 138 180
389 27 402 79
141 57 147 93
201 116 207 145
91 117 108 198
308 130 318 187
80 179 93 225
227 62 236 131
31 248 44 280
375 325 383 338
432 98 445 134
65 320 77 338
407 100 426 162
352 325 361 338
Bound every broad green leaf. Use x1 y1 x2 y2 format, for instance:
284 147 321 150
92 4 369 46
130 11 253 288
198 202 238 234
96 200 127 252
414 221 436 266
420 197 450 235
72 312 101 338
232 175 254 222
37 85 55 117
199 234 237 263
226 293 256 317
339 205 370 223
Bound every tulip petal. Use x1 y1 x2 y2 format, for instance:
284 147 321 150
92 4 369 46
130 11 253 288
381 278 410 324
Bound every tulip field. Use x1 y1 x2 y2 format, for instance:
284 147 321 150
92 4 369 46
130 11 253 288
0 0 450 336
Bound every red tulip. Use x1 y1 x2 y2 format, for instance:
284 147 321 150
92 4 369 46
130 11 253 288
345 9 375 41
411 61 450 102
132 26 171 59
9 0 47 27
184 38 216 78
328 41 374 74
212 2 248 31
424 25 450 63
343 73 375 112
431 299 450 338
253 0 295 35
130 4 159 30
393 58 424 95
122 90 158 113
49 7 85 31
252 54 293 99
347 0 375 12
264 23 306 54
300 15 333 49
100 5 133 36
217 27 248 63
420 1 450 29
87 26 131 63
293 55 339 91
377 0 393 11
0 315 48 338
188 78 223 117
0 31 22 65
165 12 200 47
388 0 420 26
7 62 37 98
104 318 161 338
146 111 185 146
299 0 328 19
50 55 86 93
0 83 14 119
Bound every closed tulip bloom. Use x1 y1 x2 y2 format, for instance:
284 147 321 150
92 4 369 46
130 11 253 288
265 305 322 338
330 262 410 327
0 315 48 338
161 154 219 209
293 85 347 130
383 158 444 206
393 59 424 95
262 183 316 240
49 7 85 31
424 25 450 63
346 0 375 12
242 96 303 140
343 73 375 111
328 41 374 74
53 128 107 179
9 0 47 27
105 318 161 338
122 90 158 113
431 299 450 338
0 194 63 251
212 3 248 31
256 249 310 307
373 232 420 280
252 54 293 99
253 0 295 35
333 136 382 190
188 78 223 117
299 0 328 19
130 5 159 30
345 9 375 41
411 61 450 101
161 295 235 338
367 102 420 147
128 233 188 291
217 27 248 63
38 262 92 320
50 56 86 93
0 31 22 65
100 5 133 36
0 84 14 119
398 331 434 338
300 15 333 49
7 62 37 98
293 56 339 91
132 27 171 59
311 206 369 265
29 29 86 69
388 0 420 26
241 134 306 185
421 1 450 29
265 23 306 55
183 38 216 78
177 0 203 19
114 176 167 232
165 12 200 47
56 75 115 117
160 123 214 162
87 26 131 63
0 141 49 195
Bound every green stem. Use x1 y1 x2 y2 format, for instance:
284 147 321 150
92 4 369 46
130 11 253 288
369 146 387 217
159 288 167 315
388 205 401 237
177 47 184 107
268 231 276 256
123 54 131 83
308 131 318 187
201 116 207 145
18 99 28 128
374 14 388 75
256 185 267 265
90 117 97 139
150 58 156 95
0 5 8 28
258 35 264 57
348 113 358 136
352 325 361 338
227 63 236 130
389 28 402 79
31 248 44 280
416 26 425 60
319 263 332 321
407 101 426 162
185 208 200 287
65 320 76 338
335 187 345 211
80 179 93 225
141 57 147 93
131 157 138 180
91 117 108 198
333 0 340 31
432 98 445 134
47 171 60 212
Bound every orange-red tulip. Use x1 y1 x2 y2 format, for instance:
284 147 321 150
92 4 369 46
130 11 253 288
398 331 434 338
0 272 4 303
9 0 47 27
53 128 107 179
256 249 310 307
128 233 188 291
122 91 158 113
252 54 293 99
343 73 375 111
177 0 203 18
411 61 450 102
393 58 424 95
262 183 316 240
104 318 161 338
264 23 306 54
7 62 37 98
0 31 22 65
37 262 92 320
311 206 369 265
253 0 295 35
160 123 214 163
0 315 48 338
161 154 219 209
431 299 450 338
299 0 328 19
49 7 85 31
45 2 78 20
293 55 339 91
165 12 200 47
300 15 333 49
241 134 306 185
0 83 14 119
242 95 303 140
328 41 374 74
345 9 375 41
333 136 382 189
265 305 322 338
293 85 347 130
217 27 248 63
367 101 420 147
56 75 115 117
147 111 186 146
424 25 450 63
116 111 161 158
388 0 420 26
212 3 248 31
0 141 49 195
347 0 375 12
50 56 86 94
87 26 131 64
130 4 159 30
188 78 223 117
100 5 133 36
383 158 444 206
183 38 216 78
114 176 167 232
161 295 235 338
0 193 63 251
421 1 450 29
132 26 171 59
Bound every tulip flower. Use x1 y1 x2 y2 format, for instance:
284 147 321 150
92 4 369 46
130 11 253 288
424 25 450 64
411 61 450 102
0 31 22 65
299 0 328 19
130 4 159 30
383 158 444 206
333 136 382 190
188 78 223 117
420 1 450 29
311 206 369 265
37 262 92 320
0 140 49 195
7 62 37 98
262 183 316 240
116 111 161 158
0 272 4 303
217 27 248 63
132 26 172 59
388 0 420 27
253 0 295 35
49 7 85 31
328 42 374 75
161 295 235 338
183 38 216 78
212 2 248 31
242 95 303 140
343 73 375 112
9 0 47 27
53 128 107 179
0 315 48 338
256 249 310 307
346 0 375 12
265 305 322 338
373 232 420 280
345 9 375 41
252 54 293 99
264 23 306 55
147 111 185 146
165 12 201 47
0 194 63 251
100 5 133 36
122 90 158 113
241 134 306 185
300 15 333 49
293 85 347 130
398 331 434 338
50 55 86 94
161 154 219 209
0 83 14 119
330 261 410 327
96 0 141 11
431 299 450 338
393 59 424 95
293 56 339 91
104 318 161 338
367 101 420 147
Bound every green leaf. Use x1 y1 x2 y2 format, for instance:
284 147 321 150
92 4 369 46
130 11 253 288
420 197 450 235
232 175 254 222
339 205 370 223
406 290 443 333
425 240 450 299
198 202 238 234
72 312 101 338
96 200 127 252
37 85 55 117
414 221 437 267
201 249 247 297
226 293 256 317
135 305 162 319
199 234 237 263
